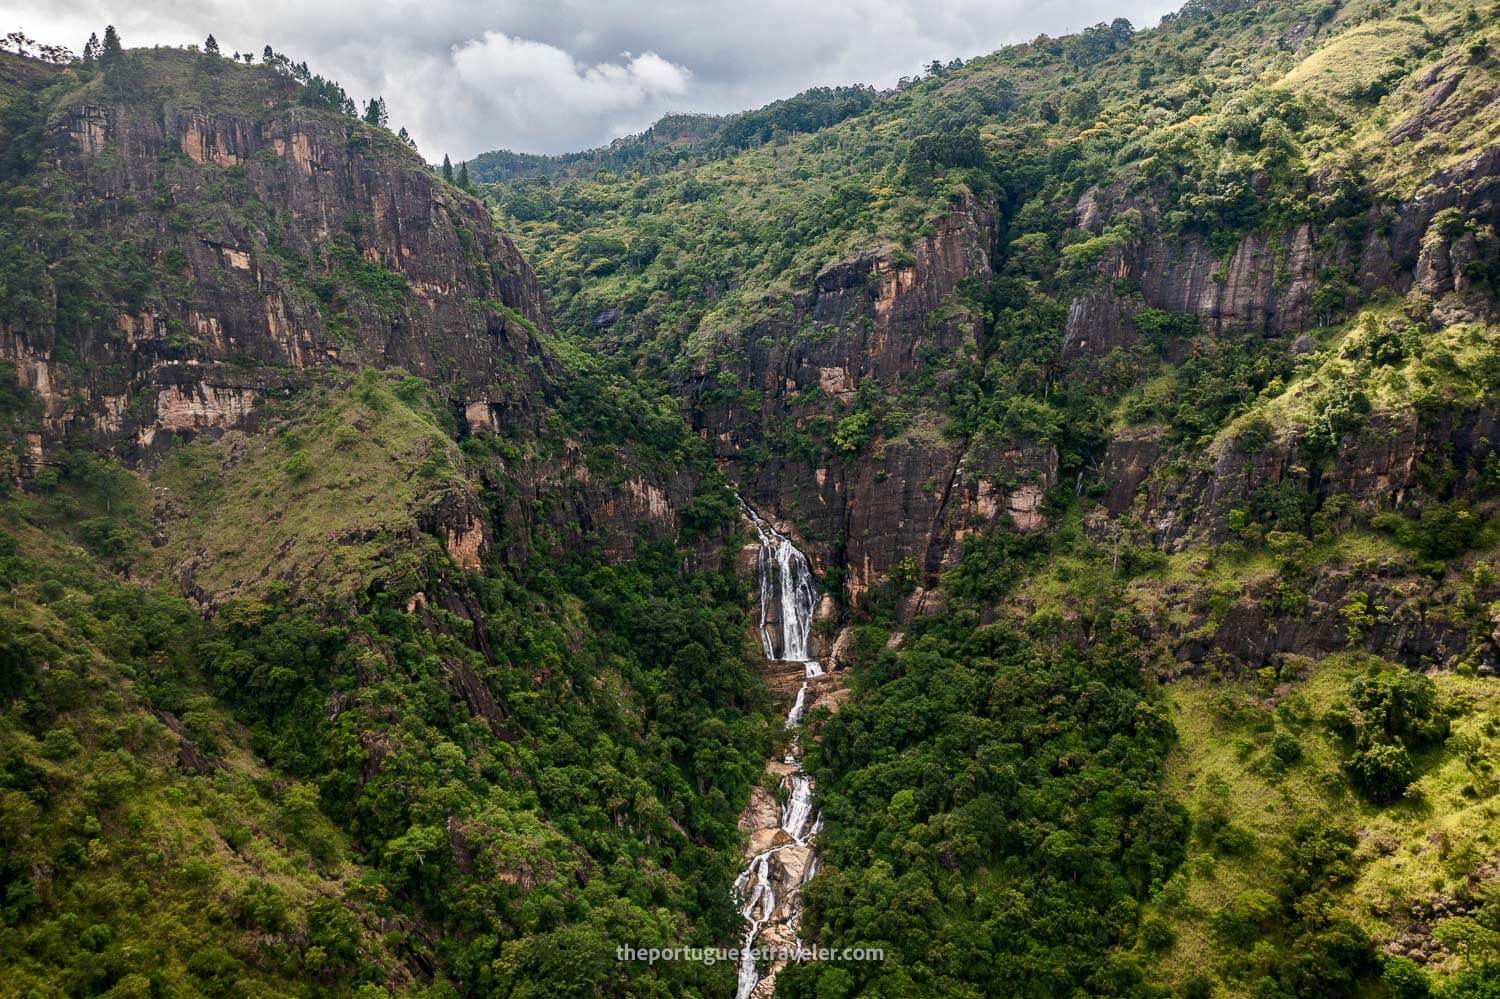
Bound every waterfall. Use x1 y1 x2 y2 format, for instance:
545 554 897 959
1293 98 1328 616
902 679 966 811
734 496 825 999
735 854 775 999
780 776 815 841
738 498 819 664
785 684 806 728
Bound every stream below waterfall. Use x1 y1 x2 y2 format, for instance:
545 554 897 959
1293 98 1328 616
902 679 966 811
734 498 825 999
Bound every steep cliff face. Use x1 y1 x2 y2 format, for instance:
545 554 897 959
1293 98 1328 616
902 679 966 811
0 48 765 999
1052 135 1500 678
685 192 995 445
1062 141 1500 378
0 50 705 598
3 53 551 465
1070 142 1500 549
465 4 1500 995
483 1 1500 671
676 136 1498 621
1126 404 1498 547
679 192 1057 603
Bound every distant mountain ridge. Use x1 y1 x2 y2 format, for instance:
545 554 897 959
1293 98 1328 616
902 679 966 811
466 84 879 182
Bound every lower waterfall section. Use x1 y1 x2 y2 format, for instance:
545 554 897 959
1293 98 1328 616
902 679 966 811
733 499 829 999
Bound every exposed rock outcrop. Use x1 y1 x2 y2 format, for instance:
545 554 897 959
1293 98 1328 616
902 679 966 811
4 58 553 465
1134 405 1498 550
678 192 1058 611
2 52 705 582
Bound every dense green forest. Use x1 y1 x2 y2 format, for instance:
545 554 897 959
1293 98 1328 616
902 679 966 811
478 0 1500 995
4 0 1500 995
464 85 879 185
0 364 780 996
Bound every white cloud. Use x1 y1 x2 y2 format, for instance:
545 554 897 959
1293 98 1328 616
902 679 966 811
8 0 1182 158
437 32 689 152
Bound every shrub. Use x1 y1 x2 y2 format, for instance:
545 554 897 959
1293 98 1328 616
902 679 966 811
1270 732 1303 768
1340 591 1384 645
284 449 313 481
832 410 874 454
1347 741 1415 803
1381 955 1430 999
1211 889 1279 945
1350 669 1448 747
1138 915 1176 952
186 944 243 997
395 375 425 404
1412 502 1482 560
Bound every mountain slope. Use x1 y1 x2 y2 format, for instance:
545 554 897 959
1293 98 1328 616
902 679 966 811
3 1 1500 996
0 43 772 997
483 0 1500 995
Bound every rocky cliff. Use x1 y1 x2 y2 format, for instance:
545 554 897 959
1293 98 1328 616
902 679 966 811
0 49 711 598
468 4 1500 994
4 52 552 463
694 42 1500 651
679 191 1058 606
0 45 766 999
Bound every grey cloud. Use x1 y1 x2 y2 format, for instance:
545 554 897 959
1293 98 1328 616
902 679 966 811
12 0 1179 158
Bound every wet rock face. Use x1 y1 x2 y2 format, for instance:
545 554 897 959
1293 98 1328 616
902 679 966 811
6 84 554 463
735 432 1057 609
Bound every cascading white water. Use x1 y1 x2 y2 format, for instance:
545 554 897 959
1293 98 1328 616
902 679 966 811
785 684 806 728
734 496 825 999
739 499 819 663
780 776 815 841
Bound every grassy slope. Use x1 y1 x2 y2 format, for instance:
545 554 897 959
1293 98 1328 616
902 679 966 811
493 0 1497 337
1149 657 1500 993
0 500 385 997
1087 259 1500 976
149 371 467 606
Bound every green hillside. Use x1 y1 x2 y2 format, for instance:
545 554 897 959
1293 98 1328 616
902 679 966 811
479 0 1500 996
3 0 1500 996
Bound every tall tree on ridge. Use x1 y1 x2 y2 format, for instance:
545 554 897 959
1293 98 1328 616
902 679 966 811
363 97 388 129
100 25 122 65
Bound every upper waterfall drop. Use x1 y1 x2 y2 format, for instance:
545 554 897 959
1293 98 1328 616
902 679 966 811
737 497 819 663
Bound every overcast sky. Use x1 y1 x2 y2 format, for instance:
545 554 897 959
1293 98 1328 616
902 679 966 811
13 1 1180 159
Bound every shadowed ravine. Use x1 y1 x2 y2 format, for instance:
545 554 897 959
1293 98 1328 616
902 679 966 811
734 500 829 999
